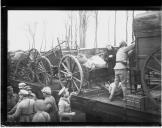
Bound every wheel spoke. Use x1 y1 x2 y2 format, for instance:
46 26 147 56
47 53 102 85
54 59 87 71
71 81 75 92
61 62 69 72
72 63 76 73
72 76 81 83
72 71 80 76
151 55 161 66
149 85 161 91
60 70 69 75
72 79 79 91
146 65 161 74
65 81 70 88
64 58 70 71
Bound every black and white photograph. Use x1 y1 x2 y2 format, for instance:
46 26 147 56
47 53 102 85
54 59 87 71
2 9 161 126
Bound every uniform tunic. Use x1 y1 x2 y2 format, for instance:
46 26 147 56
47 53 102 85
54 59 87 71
114 43 135 70
9 98 35 122
7 93 18 112
58 97 72 122
44 96 59 122
58 97 71 113
32 111 50 122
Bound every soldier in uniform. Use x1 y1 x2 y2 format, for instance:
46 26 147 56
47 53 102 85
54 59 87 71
18 82 26 90
24 86 37 100
41 86 59 122
32 100 50 122
58 87 76 122
8 82 27 115
7 86 19 112
8 89 35 122
108 41 135 101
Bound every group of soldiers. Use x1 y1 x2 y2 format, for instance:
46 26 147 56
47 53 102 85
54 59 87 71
7 83 76 122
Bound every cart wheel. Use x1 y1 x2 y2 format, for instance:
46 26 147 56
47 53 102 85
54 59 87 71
15 54 34 82
35 56 53 86
58 55 83 95
141 48 161 109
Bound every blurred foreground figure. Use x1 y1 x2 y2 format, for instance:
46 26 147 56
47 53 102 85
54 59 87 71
58 87 76 122
8 90 35 122
41 86 59 122
7 86 18 112
32 100 50 122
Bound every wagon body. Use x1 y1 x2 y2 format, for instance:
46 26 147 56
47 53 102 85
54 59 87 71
133 11 161 71
129 11 161 109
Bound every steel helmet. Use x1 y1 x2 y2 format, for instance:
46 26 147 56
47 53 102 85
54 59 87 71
24 86 32 91
41 86 51 95
119 41 127 48
19 89 29 95
18 82 26 89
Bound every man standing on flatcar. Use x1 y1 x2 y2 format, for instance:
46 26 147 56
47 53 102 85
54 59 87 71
108 41 135 101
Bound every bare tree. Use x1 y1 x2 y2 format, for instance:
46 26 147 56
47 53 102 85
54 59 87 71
79 11 89 48
126 11 128 42
94 11 98 48
27 22 37 49
114 11 117 46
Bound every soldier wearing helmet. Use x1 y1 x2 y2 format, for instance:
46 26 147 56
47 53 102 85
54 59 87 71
7 86 18 112
108 40 135 102
24 86 37 100
8 83 27 115
41 86 59 122
58 87 76 122
18 82 26 90
8 89 35 122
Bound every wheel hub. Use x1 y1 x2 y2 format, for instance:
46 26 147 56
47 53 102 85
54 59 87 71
66 72 72 80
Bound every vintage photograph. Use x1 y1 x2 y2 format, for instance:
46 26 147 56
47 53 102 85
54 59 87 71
6 10 161 125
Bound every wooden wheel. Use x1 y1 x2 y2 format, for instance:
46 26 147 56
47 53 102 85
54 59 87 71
35 56 53 86
141 48 161 108
58 55 83 95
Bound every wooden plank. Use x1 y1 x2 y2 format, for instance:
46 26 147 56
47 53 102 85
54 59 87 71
71 95 161 123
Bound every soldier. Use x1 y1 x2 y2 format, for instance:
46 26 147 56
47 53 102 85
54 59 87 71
18 82 26 90
7 86 19 112
8 89 35 122
108 41 135 101
41 86 59 122
58 87 76 122
32 100 50 122
8 82 27 115
24 86 37 100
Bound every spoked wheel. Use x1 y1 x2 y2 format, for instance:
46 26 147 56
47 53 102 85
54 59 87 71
15 55 35 82
58 55 83 95
35 56 53 86
141 48 161 109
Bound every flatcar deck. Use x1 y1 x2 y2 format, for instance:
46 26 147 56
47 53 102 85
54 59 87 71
70 86 161 123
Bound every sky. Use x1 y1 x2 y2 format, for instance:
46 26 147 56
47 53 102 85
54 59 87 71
8 10 146 51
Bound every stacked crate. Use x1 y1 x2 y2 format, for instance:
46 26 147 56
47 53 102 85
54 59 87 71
125 94 146 111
